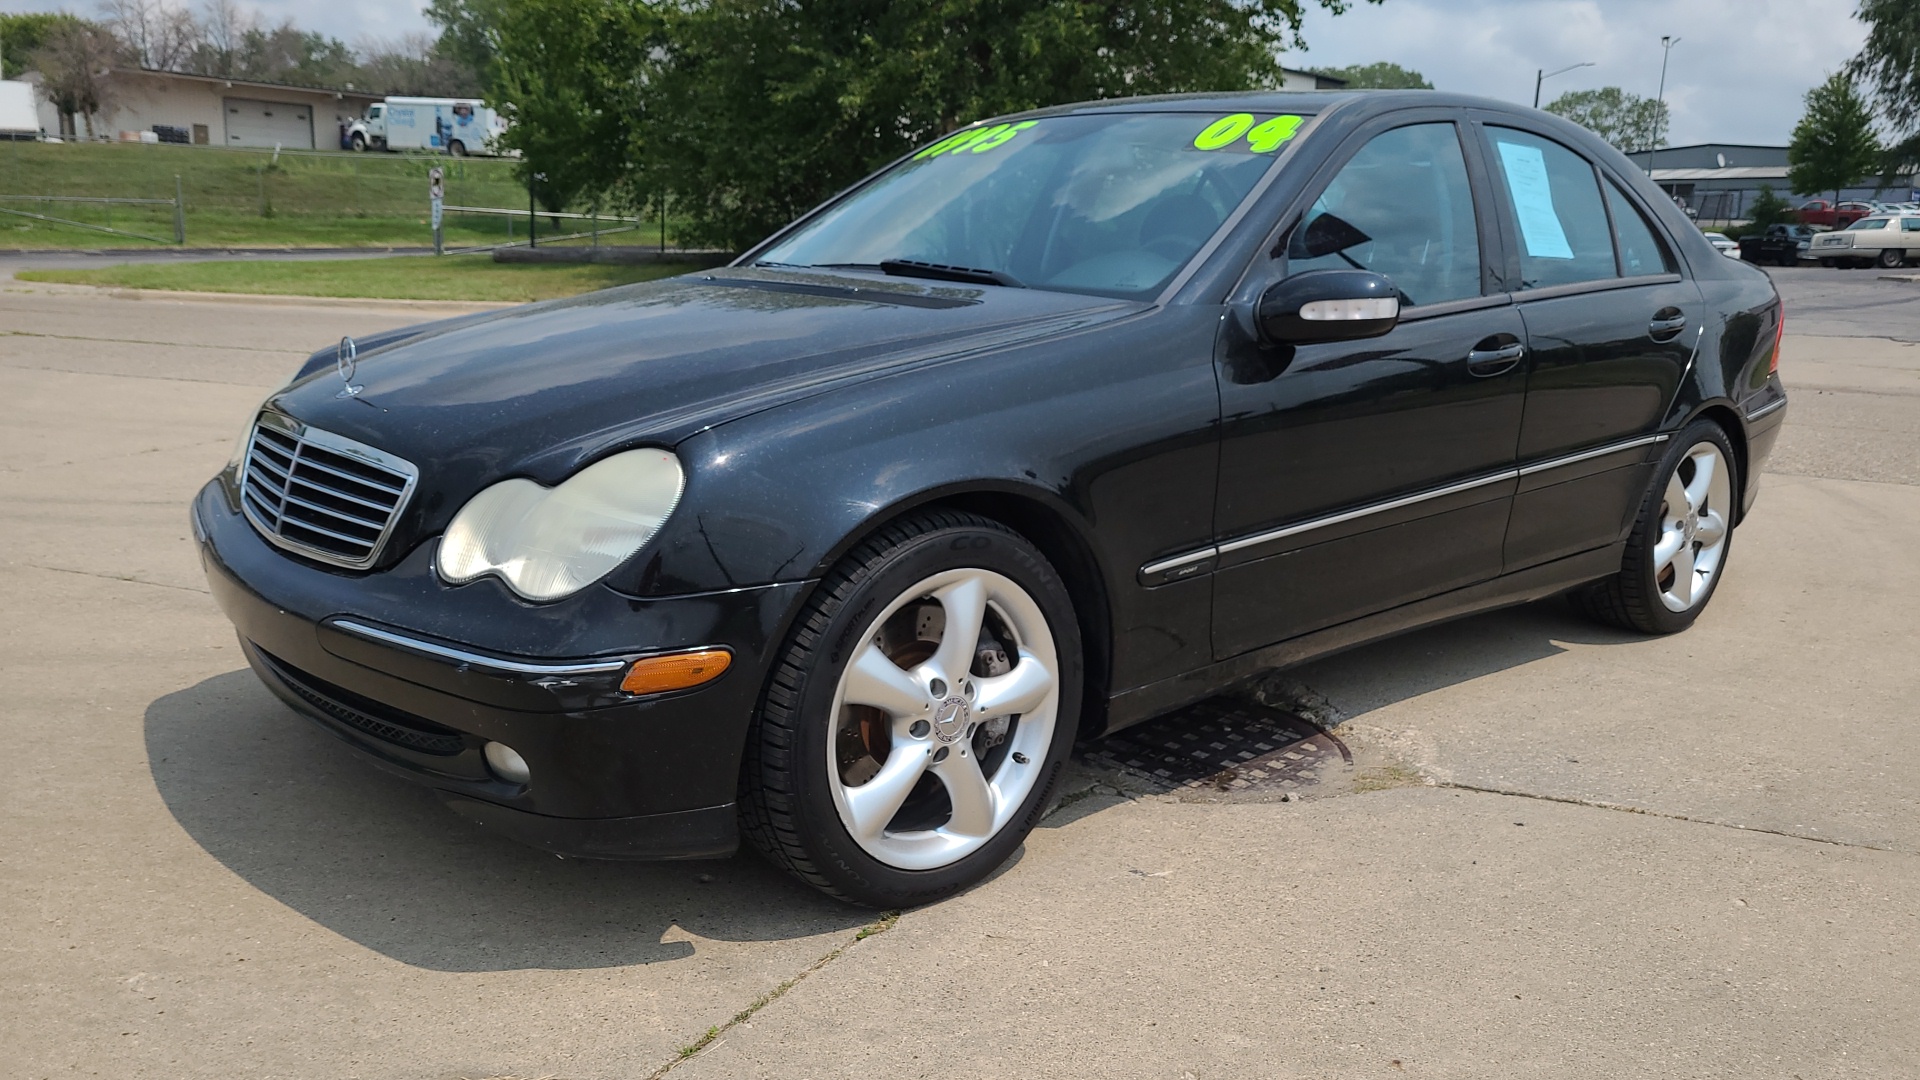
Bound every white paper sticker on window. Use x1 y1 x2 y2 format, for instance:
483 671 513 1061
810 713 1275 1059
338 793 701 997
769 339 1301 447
1497 141 1574 260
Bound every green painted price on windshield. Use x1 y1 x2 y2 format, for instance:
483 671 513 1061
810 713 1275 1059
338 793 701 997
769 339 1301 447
1194 113 1304 153
916 121 1039 160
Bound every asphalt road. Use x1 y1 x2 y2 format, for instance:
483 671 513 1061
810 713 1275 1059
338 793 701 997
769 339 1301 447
2 267 1915 1079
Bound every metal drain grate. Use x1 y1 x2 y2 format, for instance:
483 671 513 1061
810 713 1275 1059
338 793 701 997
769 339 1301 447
1080 697 1350 794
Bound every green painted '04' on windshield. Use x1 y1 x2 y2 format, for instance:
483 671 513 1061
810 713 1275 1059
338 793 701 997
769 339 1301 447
1193 113 1305 153
915 121 1040 160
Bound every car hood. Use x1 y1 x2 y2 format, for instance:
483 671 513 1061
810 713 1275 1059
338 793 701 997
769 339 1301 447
262 268 1136 552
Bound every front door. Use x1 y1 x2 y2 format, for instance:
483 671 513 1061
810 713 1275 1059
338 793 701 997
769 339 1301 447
1210 119 1529 659
1474 124 1704 570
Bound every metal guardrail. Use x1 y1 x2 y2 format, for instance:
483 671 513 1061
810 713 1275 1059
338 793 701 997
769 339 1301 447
0 177 186 244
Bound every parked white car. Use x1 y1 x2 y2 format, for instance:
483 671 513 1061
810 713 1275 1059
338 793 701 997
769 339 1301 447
1809 215 1920 268
1702 231 1740 258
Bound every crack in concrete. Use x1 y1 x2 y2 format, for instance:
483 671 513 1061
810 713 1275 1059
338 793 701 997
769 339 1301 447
0 361 277 388
1 365 268 389
645 912 899 1079
2 329 308 354
0 437 229 475
1437 780 1899 853
23 562 209 595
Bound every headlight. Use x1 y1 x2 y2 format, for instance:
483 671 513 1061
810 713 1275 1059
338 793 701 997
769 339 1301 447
437 448 685 601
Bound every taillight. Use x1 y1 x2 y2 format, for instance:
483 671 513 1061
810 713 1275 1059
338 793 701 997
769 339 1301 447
1770 304 1785 373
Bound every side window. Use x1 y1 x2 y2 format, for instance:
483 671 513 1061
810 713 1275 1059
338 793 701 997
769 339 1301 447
1286 123 1481 307
1903 218 1920 233
1604 181 1675 276
1484 127 1615 289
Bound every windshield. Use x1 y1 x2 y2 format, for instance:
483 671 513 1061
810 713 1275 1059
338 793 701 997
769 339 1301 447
756 111 1306 298
1846 217 1891 231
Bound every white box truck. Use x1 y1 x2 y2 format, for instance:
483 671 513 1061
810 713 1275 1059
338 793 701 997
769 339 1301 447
1 79 43 140
347 97 508 156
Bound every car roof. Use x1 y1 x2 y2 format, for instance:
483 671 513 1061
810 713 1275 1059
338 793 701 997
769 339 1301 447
1002 89 1544 121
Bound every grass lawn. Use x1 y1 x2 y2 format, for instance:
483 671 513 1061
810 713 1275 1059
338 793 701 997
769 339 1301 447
0 140 683 250
16 255 705 302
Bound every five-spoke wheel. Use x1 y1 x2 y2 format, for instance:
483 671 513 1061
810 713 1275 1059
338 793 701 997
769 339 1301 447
828 567 1060 870
739 511 1081 907
1650 442 1732 613
1573 419 1739 634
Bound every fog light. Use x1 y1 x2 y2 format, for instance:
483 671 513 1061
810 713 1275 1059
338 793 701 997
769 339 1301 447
620 648 732 695
484 741 531 785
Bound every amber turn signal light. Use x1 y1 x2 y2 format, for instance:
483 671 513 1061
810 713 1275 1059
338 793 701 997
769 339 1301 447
620 648 731 695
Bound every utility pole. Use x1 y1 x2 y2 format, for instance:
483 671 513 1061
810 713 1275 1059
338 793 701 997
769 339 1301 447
428 166 444 256
1533 61 1594 109
528 172 545 248
1646 35 1681 185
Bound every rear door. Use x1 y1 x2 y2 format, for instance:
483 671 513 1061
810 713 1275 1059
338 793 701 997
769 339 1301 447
1474 122 1702 571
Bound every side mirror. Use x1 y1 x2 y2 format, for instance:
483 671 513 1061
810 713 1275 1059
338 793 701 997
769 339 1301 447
1257 269 1401 346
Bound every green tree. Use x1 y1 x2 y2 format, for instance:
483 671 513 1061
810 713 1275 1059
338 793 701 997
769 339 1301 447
1315 61 1430 89
30 20 127 139
465 0 1382 250
1847 0 1920 176
1543 86 1668 154
1745 185 1797 229
1788 73 1881 200
484 0 660 214
1 12 88 79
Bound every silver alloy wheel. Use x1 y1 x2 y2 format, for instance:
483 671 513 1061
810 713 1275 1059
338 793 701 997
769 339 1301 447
1653 441 1733 613
825 567 1060 871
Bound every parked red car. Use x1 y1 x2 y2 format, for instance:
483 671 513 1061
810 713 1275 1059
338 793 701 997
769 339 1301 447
1796 199 1880 229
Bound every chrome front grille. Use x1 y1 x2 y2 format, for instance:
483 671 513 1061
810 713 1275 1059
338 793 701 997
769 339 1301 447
239 412 418 569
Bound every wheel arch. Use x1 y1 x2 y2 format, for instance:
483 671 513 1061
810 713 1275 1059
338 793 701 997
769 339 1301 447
805 481 1116 740
1678 400 1751 523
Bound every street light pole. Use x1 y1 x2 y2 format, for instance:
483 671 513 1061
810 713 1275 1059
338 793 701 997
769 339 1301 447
1646 35 1682 182
1533 61 1595 109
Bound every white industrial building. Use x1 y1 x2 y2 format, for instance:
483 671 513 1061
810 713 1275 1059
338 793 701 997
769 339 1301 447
15 67 379 150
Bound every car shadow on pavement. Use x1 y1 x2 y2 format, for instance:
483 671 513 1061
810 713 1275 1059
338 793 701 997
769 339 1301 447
1055 596 1649 803
1275 595 1648 717
145 670 867 973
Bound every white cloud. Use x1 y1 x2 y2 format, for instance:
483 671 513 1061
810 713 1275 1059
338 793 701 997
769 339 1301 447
1290 0 1869 145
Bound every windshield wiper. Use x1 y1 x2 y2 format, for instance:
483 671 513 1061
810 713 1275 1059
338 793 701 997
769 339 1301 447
878 258 1024 288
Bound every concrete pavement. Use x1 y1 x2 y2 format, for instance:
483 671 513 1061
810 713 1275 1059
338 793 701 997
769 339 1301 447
2 273 1916 1078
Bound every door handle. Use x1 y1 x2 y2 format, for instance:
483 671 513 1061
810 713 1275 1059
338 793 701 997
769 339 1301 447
1649 309 1688 340
1466 342 1525 377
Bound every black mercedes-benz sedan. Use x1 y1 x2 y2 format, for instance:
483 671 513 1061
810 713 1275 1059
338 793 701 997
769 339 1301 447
194 90 1788 907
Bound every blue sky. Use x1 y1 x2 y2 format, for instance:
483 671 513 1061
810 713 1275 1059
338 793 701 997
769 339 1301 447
2 0 1872 145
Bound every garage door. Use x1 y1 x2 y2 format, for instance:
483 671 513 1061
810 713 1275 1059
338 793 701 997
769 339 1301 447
223 98 313 149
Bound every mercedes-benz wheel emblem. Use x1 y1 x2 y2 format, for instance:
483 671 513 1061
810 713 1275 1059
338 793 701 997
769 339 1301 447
335 336 363 398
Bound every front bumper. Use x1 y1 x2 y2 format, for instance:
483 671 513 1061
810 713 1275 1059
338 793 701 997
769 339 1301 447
192 478 808 860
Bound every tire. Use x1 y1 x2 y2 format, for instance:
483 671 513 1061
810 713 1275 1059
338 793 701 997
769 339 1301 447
349 133 367 152
739 510 1083 907
448 140 467 158
1571 420 1738 635
1881 247 1908 269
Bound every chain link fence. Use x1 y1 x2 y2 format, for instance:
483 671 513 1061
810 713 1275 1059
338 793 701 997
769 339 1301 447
0 140 619 248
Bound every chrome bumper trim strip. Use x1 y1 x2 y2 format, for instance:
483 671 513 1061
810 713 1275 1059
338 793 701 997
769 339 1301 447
330 619 630 676
1746 397 1787 421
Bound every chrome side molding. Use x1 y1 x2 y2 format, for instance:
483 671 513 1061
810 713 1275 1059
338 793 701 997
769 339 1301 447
1138 432 1671 583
